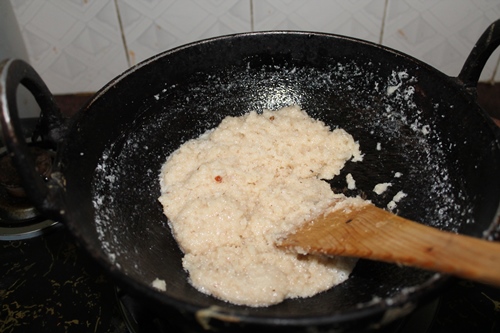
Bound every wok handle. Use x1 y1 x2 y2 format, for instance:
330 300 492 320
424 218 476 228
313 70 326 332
0 58 65 217
458 19 500 90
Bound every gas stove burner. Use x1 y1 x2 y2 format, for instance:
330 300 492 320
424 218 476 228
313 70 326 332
0 218 59 241
0 145 54 199
0 145 59 240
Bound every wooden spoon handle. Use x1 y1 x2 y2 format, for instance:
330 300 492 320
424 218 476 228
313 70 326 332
279 204 500 287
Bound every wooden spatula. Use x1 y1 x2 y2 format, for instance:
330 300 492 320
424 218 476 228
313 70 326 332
277 203 500 287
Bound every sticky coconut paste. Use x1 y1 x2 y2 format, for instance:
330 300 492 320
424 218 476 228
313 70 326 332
158 105 364 307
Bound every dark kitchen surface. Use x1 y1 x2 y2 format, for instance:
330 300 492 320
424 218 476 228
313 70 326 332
1 84 500 333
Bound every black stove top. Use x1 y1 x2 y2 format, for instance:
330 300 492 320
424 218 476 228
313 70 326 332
0 225 128 333
1 223 499 333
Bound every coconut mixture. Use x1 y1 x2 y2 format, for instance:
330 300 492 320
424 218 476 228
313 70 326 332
158 105 365 307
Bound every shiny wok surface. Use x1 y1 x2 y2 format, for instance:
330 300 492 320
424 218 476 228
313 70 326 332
55 32 500 331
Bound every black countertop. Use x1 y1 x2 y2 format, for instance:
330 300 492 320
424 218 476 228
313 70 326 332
0 226 128 333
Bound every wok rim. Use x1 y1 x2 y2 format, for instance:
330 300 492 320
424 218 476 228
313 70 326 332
68 31 499 329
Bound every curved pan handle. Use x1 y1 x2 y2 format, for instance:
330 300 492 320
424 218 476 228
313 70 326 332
458 19 500 90
0 58 66 217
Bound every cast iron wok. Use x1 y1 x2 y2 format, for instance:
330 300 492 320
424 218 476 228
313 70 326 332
1 21 500 332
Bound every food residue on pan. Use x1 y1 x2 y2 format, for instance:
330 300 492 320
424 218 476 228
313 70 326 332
152 278 167 291
346 173 356 190
373 182 392 195
387 191 408 211
158 105 366 307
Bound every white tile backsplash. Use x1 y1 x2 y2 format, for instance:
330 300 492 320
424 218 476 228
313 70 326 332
10 0 128 94
118 0 251 66
7 0 500 94
383 0 500 81
253 0 386 43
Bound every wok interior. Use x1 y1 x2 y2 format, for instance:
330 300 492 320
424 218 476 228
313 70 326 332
59 33 500 322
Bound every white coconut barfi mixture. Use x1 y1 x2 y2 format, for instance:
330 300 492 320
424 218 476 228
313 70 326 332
158 105 365 307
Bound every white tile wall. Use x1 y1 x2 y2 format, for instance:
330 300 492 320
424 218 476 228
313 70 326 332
7 0 500 94
383 0 500 81
10 0 129 94
252 0 386 43
118 0 251 66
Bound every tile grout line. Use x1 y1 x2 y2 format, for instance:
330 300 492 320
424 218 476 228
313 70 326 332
378 0 389 45
250 0 254 32
489 54 500 83
113 0 131 68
